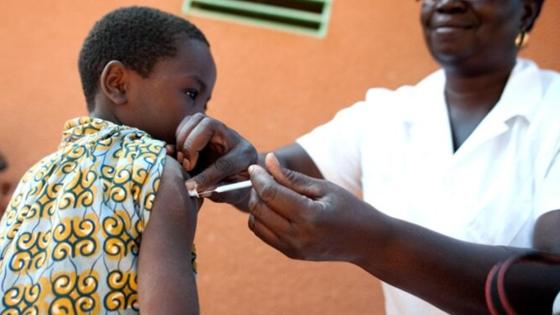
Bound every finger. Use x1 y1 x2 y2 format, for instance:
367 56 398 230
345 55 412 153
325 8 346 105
176 113 205 148
265 153 323 199
177 151 183 161
166 144 176 157
188 143 256 190
248 164 317 221
181 118 225 172
248 189 292 234
248 215 291 256
182 159 191 173
175 114 207 170
185 179 199 197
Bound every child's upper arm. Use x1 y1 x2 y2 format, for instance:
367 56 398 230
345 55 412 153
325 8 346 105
138 156 200 315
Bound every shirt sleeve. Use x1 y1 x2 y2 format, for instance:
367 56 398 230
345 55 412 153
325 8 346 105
296 86 409 197
296 101 366 196
534 72 560 217
536 148 560 216
135 140 168 229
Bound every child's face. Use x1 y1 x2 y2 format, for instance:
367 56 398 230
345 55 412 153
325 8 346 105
123 37 217 144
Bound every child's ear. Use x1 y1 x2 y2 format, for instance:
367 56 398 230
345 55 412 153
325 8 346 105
100 60 128 105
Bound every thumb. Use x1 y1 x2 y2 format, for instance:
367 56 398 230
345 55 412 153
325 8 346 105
185 178 198 196
264 153 323 199
184 173 212 196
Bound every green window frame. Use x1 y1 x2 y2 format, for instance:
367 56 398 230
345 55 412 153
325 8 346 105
182 0 332 38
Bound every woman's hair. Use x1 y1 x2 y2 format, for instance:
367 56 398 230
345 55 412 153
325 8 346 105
78 6 209 111
527 0 545 31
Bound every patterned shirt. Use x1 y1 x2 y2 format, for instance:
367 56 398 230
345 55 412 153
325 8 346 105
0 117 168 314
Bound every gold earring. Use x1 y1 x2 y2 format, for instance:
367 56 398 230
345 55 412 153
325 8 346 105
515 32 530 49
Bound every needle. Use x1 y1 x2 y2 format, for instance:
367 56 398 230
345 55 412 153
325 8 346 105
188 180 252 198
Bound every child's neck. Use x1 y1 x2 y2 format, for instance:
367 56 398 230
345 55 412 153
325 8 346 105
90 109 122 125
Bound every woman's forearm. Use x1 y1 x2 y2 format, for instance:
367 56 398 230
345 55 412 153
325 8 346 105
355 211 528 315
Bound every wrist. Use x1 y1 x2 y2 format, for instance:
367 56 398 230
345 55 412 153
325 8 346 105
350 206 396 274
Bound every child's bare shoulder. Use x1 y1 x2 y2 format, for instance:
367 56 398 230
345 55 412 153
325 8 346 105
152 156 199 220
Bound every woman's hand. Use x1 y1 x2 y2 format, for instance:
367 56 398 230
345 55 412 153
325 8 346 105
247 153 389 263
175 113 258 203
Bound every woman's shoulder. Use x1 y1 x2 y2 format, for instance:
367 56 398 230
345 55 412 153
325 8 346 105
515 58 560 87
363 69 445 102
357 69 445 124
521 59 560 106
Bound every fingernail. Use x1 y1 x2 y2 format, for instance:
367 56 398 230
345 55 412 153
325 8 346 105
185 180 197 192
269 153 280 166
188 188 199 198
183 159 191 171
248 165 256 175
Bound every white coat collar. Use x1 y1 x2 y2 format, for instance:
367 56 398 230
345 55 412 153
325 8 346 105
411 58 543 124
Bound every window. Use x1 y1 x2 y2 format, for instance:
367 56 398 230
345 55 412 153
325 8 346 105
183 0 332 37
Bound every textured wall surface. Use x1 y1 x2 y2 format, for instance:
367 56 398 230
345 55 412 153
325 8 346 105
0 1 558 314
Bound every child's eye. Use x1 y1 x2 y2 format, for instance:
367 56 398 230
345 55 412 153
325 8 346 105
184 89 199 100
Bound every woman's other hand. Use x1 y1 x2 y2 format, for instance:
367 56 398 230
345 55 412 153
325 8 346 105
175 113 258 203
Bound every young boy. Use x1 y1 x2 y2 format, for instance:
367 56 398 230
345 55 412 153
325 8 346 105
0 6 216 314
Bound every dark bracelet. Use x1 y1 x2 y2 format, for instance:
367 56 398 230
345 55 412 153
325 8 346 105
485 252 560 315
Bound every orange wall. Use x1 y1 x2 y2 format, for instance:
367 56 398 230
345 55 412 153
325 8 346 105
0 1 558 314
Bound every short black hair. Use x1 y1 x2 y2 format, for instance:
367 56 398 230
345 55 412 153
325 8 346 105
78 6 209 111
